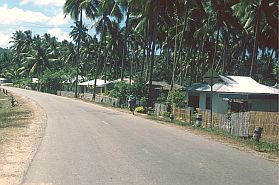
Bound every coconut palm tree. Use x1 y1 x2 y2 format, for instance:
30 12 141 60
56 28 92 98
64 0 99 97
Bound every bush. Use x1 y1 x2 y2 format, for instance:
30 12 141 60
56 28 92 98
39 70 67 94
135 106 146 113
163 111 170 118
168 91 187 108
157 90 167 103
131 75 147 101
109 82 132 105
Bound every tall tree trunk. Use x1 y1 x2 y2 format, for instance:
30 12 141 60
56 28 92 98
170 1 189 91
145 38 151 82
75 10 82 98
141 45 146 77
181 47 191 83
170 15 179 92
213 27 220 70
147 10 158 107
239 35 247 76
190 47 197 85
222 32 228 75
93 25 104 99
92 49 100 99
164 30 170 73
250 9 261 77
129 44 133 85
121 9 130 81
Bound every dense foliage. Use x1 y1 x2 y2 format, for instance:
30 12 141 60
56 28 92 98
0 0 278 101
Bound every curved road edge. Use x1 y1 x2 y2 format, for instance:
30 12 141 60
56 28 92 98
18 91 48 185
0 87 48 185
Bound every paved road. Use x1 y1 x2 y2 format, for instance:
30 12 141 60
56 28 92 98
6 87 278 185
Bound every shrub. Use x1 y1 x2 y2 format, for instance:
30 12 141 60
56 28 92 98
109 82 131 105
135 106 146 113
168 91 187 108
163 111 170 118
157 90 167 103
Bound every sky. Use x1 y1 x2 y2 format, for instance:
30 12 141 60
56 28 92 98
0 0 74 48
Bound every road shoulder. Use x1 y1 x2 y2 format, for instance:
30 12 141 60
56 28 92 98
0 92 47 185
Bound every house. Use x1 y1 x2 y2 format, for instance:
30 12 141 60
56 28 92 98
78 79 106 94
31 77 39 84
187 76 279 113
0 77 7 84
78 77 135 94
108 78 134 85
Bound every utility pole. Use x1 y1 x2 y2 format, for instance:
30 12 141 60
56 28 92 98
203 69 219 128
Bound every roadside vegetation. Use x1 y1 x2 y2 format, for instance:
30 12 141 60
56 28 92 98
0 1 277 103
0 91 31 143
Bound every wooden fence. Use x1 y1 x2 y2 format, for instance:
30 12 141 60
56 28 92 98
57 91 75 98
95 94 120 107
173 106 193 123
57 91 120 107
154 103 167 116
155 104 278 139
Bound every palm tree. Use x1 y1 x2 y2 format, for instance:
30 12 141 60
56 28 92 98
25 35 58 77
64 0 99 98
91 0 122 99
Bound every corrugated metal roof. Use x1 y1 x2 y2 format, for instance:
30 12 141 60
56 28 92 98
146 81 185 90
189 76 279 95
78 79 105 86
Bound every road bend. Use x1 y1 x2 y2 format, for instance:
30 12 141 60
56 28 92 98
5 87 278 185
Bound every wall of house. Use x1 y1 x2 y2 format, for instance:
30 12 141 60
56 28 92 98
199 92 206 111
249 99 278 112
197 93 228 114
214 94 228 114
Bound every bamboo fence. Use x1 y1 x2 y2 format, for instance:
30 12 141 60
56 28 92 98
168 106 278 139
248 111 279 139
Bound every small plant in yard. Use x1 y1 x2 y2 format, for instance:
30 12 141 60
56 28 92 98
167 91 187 108
162 111 170 118
135 106 145 113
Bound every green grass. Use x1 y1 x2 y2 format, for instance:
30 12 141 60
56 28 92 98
0 92 31 128
0 92 11 124
203 127 278 155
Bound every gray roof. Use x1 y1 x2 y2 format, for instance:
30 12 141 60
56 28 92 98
146 81 185 91
188 76 279 95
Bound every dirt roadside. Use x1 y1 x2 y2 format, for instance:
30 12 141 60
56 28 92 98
0 93 47 185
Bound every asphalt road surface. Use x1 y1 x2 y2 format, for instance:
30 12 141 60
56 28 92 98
6 87 278 185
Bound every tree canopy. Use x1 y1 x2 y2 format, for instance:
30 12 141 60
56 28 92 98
0 0 278 99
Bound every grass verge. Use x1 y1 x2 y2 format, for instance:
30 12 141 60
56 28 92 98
0 92 32 143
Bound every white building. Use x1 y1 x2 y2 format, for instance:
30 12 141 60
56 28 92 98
0 77 7 84
187 76 279 113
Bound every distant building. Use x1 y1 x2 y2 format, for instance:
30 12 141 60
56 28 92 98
78 79 106 94
187 76 279 113
146 81 186 106
31 78 39 84
0 77 7 84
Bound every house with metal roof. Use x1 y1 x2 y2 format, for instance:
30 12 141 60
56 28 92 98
187 76 279 113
